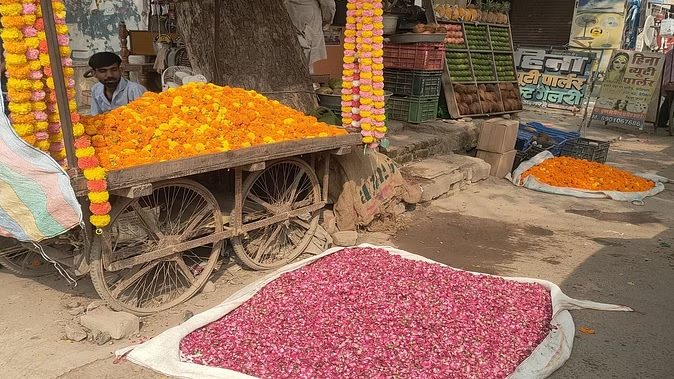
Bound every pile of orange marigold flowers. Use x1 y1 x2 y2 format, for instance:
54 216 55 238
521 156 656 192
82 82 348 170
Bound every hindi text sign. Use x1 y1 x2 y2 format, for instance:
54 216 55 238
591 51 664 128
515 49 594 111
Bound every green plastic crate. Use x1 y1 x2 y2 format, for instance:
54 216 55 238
387 95 438 124
383 69 443 97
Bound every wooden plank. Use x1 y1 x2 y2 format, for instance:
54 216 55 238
330 146 352 156
72 134 361 195
237 162 265 172
110 184 153 199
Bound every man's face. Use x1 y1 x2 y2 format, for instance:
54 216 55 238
94 64 122 89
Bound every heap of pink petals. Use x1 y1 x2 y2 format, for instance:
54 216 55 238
180 247 553 378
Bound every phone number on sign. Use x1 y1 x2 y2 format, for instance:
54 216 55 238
591 114 643 126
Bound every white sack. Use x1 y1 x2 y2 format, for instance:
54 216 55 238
117 244 632 379
508 151 666 202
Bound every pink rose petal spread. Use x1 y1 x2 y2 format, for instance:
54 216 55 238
180 247 553 378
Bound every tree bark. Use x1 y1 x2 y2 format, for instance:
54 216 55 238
176 0 318 114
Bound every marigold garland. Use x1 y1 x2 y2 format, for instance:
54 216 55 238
73 126 110 228
1 0 39 143
341 0 386 149
521 156 656 192
0 0 74 162
82 82 348 171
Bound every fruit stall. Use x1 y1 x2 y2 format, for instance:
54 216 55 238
0 0 362 316
430 0 523 118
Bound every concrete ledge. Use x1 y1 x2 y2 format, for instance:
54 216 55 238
401 154 490 203
382 120 478 164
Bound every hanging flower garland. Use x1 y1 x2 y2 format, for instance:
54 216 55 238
74 125 110 229
39 0 77 166
0 0 42 146
341 0 386 149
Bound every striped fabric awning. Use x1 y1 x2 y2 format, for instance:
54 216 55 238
0 95 82 243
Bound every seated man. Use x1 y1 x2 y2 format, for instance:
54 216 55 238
89 52 147 115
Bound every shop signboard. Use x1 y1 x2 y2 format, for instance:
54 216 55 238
591 50 665 128
577 0 626 13
515 49 595 111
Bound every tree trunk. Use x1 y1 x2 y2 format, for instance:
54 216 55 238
176 0 317 114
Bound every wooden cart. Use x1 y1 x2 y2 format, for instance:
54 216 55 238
0 134 360 315
0 0 361 316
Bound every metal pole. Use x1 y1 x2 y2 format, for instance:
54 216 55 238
39 0 77 169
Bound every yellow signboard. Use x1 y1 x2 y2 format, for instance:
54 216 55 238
591 51 665 128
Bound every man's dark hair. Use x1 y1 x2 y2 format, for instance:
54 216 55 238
88 52 122 70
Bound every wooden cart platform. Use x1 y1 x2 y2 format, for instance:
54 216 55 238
71 134 361 195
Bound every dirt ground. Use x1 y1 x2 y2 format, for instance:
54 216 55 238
1 108 673 378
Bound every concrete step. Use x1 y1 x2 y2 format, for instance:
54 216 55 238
401 154 491 202
383 120 478 164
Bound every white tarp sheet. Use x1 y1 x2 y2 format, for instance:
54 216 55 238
508 151 666 202
117 244 633 379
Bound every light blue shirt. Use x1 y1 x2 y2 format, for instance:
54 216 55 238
90 77 146 115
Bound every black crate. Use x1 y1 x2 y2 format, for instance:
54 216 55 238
561 138 610 163
512 143 559 172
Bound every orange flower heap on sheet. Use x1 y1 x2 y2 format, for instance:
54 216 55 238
521 156 655 192
82 83 348 170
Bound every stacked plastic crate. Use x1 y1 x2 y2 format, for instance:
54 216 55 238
383 42 445 123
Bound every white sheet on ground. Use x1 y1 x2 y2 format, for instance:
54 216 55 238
507 151 666 202
117 244 633 379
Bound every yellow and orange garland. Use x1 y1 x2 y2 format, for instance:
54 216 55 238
1 0 109 228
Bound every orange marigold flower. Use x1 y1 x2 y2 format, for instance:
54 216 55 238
522 156 655 192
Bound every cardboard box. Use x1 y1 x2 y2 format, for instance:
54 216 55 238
477 119 519 153
477 150 517 178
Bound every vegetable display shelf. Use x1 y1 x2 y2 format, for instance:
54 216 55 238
428 17 523 119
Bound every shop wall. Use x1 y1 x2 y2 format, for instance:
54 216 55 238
65 0 148 61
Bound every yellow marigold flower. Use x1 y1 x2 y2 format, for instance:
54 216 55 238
12 123 34 136
76 147 96 158
90 215 110 228
36 121 49 132
55 25 69 35
88 191 109 204
35 139 50 152
83 167 106 181
49 131 64 142
24 37 39 49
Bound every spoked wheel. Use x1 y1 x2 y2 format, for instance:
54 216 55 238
669 97 674 136
90 179 223 316
231 158 321 270
0 236 53 276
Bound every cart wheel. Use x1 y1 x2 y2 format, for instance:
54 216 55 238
669 97 674 136
89 179 223 316
231 158 320 270
0 236 53 276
